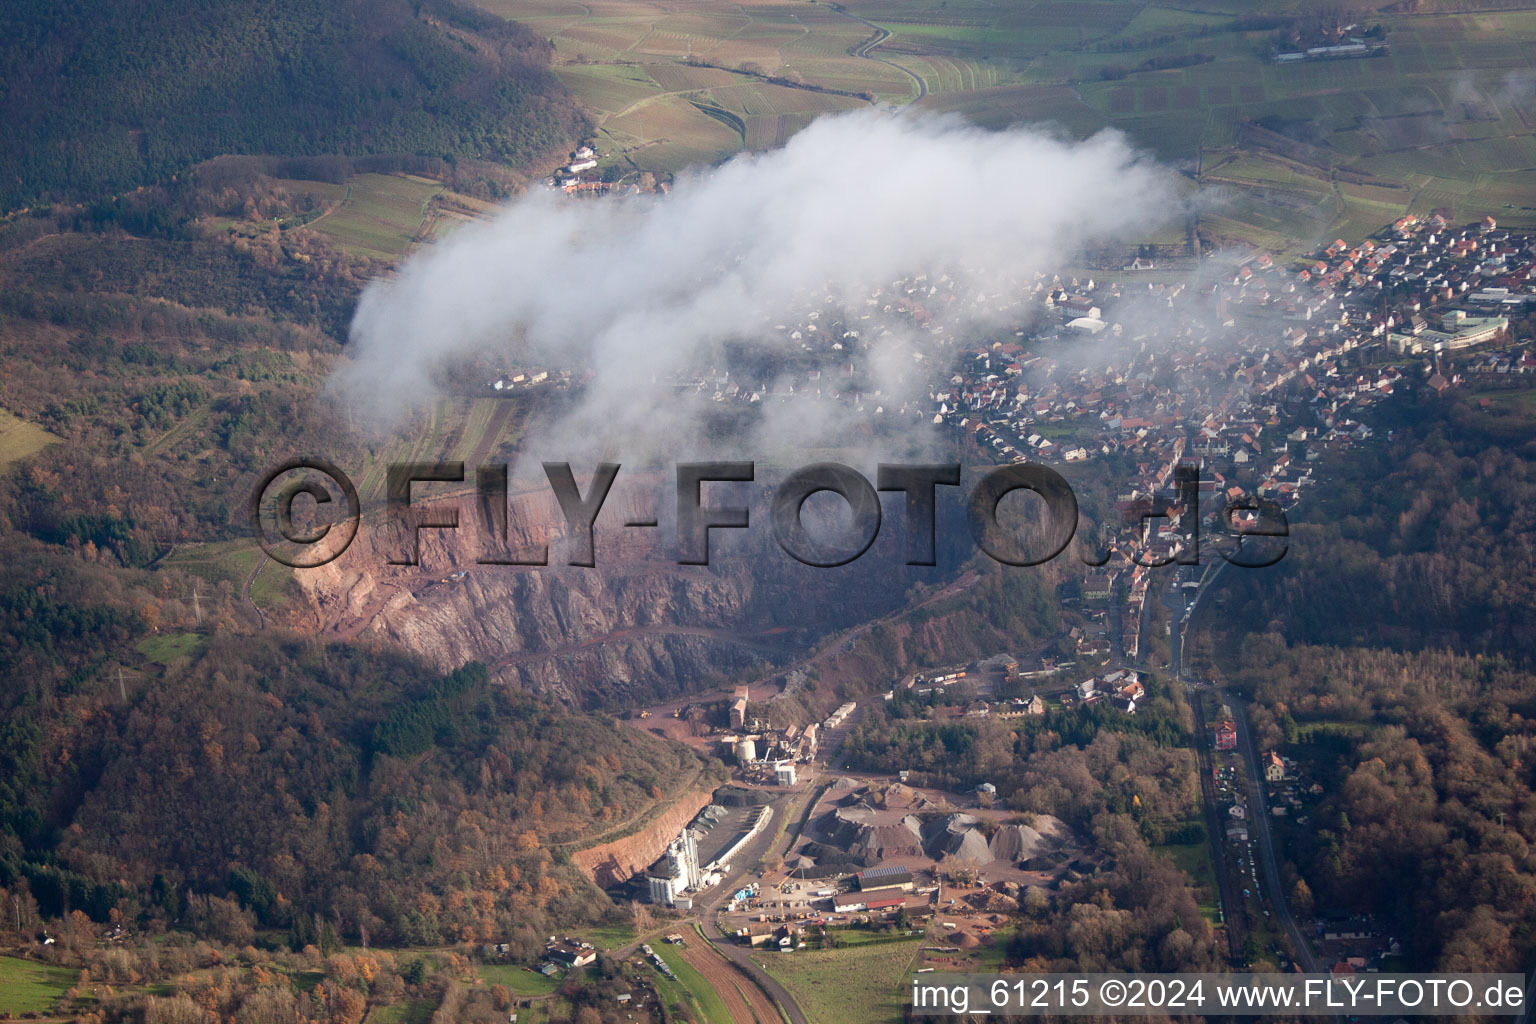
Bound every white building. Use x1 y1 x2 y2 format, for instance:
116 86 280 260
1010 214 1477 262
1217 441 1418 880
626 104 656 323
647 830 701 905
775 762 797 787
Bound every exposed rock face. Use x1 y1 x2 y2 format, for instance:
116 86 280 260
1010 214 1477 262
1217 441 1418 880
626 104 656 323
571 786 715 889
296 473 952 706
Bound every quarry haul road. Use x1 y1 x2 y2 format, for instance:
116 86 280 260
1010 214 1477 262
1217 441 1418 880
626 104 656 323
750 568 981 700
243 553 268 630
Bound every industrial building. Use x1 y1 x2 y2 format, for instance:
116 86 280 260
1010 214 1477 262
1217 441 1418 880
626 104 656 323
855 865 914 891
646 830 701 905
832 886 908 913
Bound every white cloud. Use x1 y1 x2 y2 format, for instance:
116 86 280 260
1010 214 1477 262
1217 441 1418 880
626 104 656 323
335 108 1181 461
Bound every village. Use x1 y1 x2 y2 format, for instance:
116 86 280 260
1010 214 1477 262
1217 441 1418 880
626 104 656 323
473 214 1533 675
468 214 1533 1014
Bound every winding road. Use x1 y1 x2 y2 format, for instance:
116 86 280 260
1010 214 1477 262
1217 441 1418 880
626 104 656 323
607 792 808 1024
823 3 927 106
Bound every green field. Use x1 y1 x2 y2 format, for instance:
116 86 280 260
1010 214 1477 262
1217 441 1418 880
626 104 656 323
369 998 435 1024
751 936 924 1024
310 174 445 258
0 956 75 1016
0 407 61 470
460 0 1536 251
651 942 735 1024
161 539 300 610
137 632 207 665
478 963 567 998
585 922 638 950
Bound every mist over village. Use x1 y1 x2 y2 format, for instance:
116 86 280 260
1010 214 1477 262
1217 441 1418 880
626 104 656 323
2 1 1536 1023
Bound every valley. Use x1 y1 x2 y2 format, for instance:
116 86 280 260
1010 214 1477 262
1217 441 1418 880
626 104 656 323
4 0 1536 1021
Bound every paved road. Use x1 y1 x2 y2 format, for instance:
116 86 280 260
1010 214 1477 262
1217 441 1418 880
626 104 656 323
1167 557 1328 974
692 799 809 1024
823 3 927 105
1188 693 1246 960
1225 690 1322 974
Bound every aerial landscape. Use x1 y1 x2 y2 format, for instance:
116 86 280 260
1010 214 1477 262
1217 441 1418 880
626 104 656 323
3 0 1536 1021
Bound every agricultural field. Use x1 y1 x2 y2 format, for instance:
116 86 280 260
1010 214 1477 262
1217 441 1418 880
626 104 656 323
0 955 75 1016
137 632 207 665
368 999 435 1024
751 936 924 1024
307 174 446 258
649 942 735 1023
161 538 299 610
0 407 61 470
462 0 1536 252
151 394 524 616
350 397 523 504
235 0 1536 513
181 0 1536 264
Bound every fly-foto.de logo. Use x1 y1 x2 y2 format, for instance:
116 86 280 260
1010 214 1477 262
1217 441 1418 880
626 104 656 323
249 460 1289 570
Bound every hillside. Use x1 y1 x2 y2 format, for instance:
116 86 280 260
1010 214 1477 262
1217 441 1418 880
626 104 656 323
0 0 585 211
0 582 704 945
1196 384 1536 970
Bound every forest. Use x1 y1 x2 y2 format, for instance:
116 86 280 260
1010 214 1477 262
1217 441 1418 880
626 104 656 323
0 176 718 1021
1209 390 1536 661
1002 809 1222 974
0 0 585 211
0 618 702 948
1197 389 1536 971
